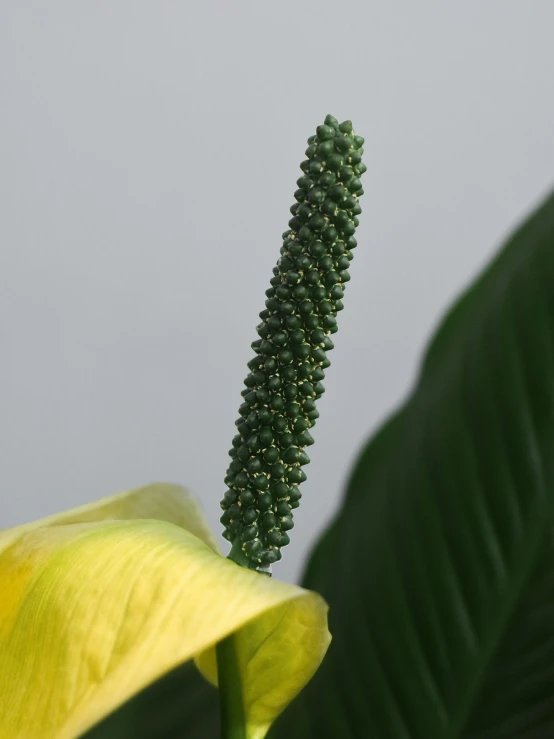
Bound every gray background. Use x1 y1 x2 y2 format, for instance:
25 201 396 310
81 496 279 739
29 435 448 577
1 1 553 583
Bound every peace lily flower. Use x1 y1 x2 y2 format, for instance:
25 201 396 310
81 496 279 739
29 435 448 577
0 483 330 739
0 115 365 739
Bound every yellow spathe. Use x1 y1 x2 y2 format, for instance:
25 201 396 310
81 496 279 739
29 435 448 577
0 484 330 739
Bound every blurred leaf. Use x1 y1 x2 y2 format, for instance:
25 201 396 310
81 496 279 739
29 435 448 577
82 661 219 739
270 190 554 738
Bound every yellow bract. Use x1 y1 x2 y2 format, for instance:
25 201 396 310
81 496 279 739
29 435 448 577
0 484 330 739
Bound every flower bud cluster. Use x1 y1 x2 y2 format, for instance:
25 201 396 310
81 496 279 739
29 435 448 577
220 115 366 568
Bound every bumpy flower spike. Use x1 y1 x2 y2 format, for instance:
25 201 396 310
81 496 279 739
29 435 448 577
220 115 366 571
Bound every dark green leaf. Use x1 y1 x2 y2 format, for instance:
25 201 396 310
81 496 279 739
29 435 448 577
270 190 554 739
81 661 219 739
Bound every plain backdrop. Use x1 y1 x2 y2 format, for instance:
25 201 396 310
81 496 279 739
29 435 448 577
1 1 553 583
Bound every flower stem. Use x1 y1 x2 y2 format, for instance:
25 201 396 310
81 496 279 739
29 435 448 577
217 633 247 739
227 538 251 568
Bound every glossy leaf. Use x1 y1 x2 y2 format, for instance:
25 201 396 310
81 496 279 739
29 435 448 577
270 190 554 738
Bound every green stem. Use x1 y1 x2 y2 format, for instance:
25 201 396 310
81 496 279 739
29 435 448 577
216 633 247 739
227 538 251 568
